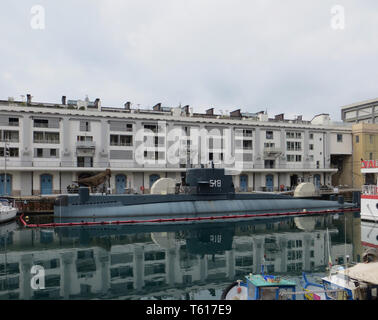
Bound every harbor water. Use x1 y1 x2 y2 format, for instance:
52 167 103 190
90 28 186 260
0 211 367 300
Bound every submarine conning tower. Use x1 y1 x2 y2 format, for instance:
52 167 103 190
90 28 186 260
185 168 235 195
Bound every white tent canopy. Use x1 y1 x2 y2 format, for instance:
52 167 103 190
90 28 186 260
339 262 378 285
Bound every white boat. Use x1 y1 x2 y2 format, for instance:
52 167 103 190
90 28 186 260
361 220 378 250
361 160 378 222
0 198 17 224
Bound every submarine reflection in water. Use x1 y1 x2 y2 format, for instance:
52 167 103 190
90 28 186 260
0 213 360 300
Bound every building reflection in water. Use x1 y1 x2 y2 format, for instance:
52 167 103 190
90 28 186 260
0 212 363 300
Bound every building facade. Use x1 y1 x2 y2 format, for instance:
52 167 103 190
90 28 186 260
341 98 378 124
0 95 352 196
341 98 378 187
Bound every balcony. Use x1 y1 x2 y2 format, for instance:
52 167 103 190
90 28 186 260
33 139 60 144
263 147 282 158
76 141 96 149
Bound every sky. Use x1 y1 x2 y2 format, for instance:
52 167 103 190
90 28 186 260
0 0 377 121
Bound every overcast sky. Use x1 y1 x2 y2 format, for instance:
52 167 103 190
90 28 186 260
0 0 377 121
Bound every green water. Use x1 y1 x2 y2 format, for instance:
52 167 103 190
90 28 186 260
0 212 363 300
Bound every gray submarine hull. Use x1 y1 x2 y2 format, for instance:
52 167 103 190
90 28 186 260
54 168 357 221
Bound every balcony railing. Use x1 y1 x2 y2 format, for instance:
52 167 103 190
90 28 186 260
0 159 335 170
362 185 378 195
76 141 96 148
33 123 59 129
264 147 282 154
0 138 19 143
33 139 60 144
110 142 133 147
264 147 283 158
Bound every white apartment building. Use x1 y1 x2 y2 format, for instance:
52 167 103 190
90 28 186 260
0 95 352 196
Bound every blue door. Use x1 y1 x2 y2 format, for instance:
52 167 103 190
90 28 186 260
240 175 248 192
149 174 160 188
41 174 53 195
0 174 11 195
314 174 321 189
116 174 127 194
266 175 274 192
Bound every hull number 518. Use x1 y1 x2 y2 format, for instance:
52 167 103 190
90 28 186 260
209 179 221 188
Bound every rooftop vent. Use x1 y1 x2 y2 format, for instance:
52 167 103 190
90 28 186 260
62 96 67 105
94 98 100 108
26 94 32 105
230 109 241 118
182 105 190 115
274 113 284 121
153 103 162 111
206 108 214 115
124 101 131 110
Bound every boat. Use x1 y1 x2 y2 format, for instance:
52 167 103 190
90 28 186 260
361 160 378 222
0 198 17 224
54 168 358 222
302 262 378 300
0 142 17 224
361 220 378 252
302 225 378 301
221 266 297 300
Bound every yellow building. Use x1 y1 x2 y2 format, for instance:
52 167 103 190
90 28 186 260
351 123 378 188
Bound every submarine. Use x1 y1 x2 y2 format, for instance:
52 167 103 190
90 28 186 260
54 167 358 222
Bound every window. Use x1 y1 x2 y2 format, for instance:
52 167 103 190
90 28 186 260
33 132 59 144
110 135 119 145
370 153 373 160
34 119 49 128
243 140 253 150
120 135 132 146
309 144 314 150
337 134 343 142
309 133 314 140
0 147 19 157
286 141 301 151
266 131 273 139
144 124 158 133
110 135 133 146
286 132 295 139
356 135 359 143
36 148 43 157
286 131 302 139
45 132 60 143
1 130 19 142
77 135 93 142
79 120 91 132
287 155 302 162
109 122 133 132
8 118 19 126
34 148 59 158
